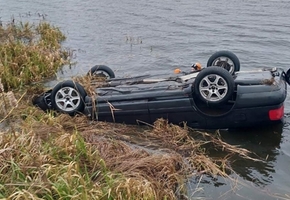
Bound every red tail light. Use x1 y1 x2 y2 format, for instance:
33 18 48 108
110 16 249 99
269 105 284 120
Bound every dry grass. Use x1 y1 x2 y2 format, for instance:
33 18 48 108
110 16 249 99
0 91 263 199
0 101 184 199
79 118 258 177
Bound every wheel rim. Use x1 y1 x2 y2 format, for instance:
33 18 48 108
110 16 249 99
55 87 81 112
212 56 235 74
199 74 228 102
92 70 110 79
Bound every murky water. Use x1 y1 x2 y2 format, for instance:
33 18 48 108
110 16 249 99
1 0 290 199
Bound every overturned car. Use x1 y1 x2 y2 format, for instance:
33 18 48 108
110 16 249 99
33 51 290 129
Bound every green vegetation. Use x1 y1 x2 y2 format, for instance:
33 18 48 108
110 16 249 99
0 20 262 199
0 20 70 91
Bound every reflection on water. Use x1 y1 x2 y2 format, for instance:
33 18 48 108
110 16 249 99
189 122 288 199
224 123 283 187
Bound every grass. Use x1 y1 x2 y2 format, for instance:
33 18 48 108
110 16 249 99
0 19 288 200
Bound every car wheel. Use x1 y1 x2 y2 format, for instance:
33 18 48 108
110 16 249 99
51 80 87 115
194 67 235 105
87 65 115 79
207 51 240 75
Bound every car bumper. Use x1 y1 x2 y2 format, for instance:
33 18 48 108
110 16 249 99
203 103 284 129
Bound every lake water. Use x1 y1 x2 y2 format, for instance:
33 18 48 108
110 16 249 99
1 0 290 199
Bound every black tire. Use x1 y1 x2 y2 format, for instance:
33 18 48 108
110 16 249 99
87 65 115 79
194 67 235 105
51 80 87 115
32 95 50 111
207 51 240 75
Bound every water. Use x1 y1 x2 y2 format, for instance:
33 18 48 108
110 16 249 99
1 0 290 199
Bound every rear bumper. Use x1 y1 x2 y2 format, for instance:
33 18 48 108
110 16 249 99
203 103 284 129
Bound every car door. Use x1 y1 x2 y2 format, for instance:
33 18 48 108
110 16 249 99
148 95 206 128
97 99 150 124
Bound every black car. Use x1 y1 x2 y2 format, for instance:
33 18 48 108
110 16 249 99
33 51 290 129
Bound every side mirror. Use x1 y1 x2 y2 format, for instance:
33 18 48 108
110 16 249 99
284 69 290 85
